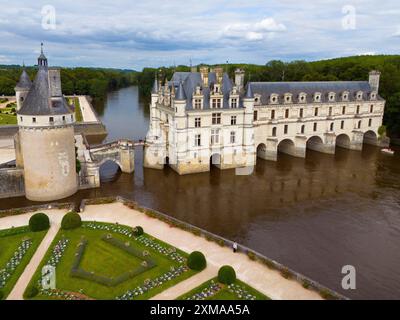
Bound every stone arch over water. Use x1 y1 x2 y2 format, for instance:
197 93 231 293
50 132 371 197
336 134 351 149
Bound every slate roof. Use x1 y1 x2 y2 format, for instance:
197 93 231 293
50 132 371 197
15 69 32 90
18 67 73 116
248 81 381 104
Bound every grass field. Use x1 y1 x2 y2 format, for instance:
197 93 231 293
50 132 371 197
0 226 47 300
0 108 17 125
177 277 269 300
26 222 197 300
68 97 83 122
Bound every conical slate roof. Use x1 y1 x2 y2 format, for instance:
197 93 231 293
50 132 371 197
175 81 186 100
245 83 254 99
151 76 159 94
15 69 32 90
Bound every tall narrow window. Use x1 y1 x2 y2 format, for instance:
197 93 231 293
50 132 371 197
341 120 344 129
195 117 201 128
285 109 289 118
314 108 319 116
230 131 236 144
368 118 372 127
313 122 317 132
358 120 362 129
272 127 277 137
231 98 237 108
253 110 258 121
330 122 334 131
356 105 360 114
271 109 275 119
301 125 305 134
342 106 346 115
231 116 237 125
370 105 374 113
194 99 202 109
284 124 288 134
299 108 303 118
195 134 201 147
329 107 332 116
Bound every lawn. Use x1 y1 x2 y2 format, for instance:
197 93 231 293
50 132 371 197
0 226 47 300
0 109 17 125
25 221 197 300
68 97 83 122
177 277 270 300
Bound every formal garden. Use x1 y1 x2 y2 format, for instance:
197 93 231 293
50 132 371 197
24 213 200 300
67 97 83 122
0 213 49 300
177 266 269 300
0 102 17 125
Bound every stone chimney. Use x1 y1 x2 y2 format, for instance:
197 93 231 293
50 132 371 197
213 67 224 83
200 66 209 86
48 68 62 97
235 68 245 92
191 66 198 73
369 70 381 93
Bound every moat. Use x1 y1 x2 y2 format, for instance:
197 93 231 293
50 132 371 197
2 86 400 299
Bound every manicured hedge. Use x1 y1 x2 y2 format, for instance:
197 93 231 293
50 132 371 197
29 213 50 232
187 251 206 271
133 226 144 237
218 265 236 285
25 285 39 298
61 211 82 230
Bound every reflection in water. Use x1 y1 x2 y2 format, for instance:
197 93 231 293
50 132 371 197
1 86 400 299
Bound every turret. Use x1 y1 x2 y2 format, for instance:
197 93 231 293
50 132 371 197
235 68 245 92
174 81 187 116
14 68 32 111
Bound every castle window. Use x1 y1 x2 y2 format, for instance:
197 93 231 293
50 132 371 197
370 105 374 113
211 129 220 145
230 131 236 144
301 125 305 134
195 134 201 147
62 116 65 121
195 117 201 128
212 98 222 108
32 117 36 123
49 117 54 123
369 118 372 127
357 120 362 129
231 98 238 108
341 120 344 129
356 105 360 114
299 108 303 118
314 108 319 117
313 122 317 132
285 109 289 118
342 106 346 115
272 127 277 137
254 110 258 121
329 93 335 102
342 92 349 101
194 99 202 109
314 93 321 102
271 109 275 119
21 96 24 102
231 116 237 125
329 107 332 116
212 113 221 125
330 122 334 131
284 124 288 134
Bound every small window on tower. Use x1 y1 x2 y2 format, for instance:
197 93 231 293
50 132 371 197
32 117 36 123
49 117 54 123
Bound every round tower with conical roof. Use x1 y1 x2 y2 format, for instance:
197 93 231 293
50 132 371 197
14 66 32 111
16 44 78 201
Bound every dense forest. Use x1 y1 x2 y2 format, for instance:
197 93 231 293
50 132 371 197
0 65 136 98
137 55 400 137
1 55 399 136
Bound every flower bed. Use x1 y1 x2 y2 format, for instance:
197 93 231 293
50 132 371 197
183 280 222 300
116 265 189 300
0 238 32 289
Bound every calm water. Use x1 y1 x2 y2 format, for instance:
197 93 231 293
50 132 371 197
2 86 400 299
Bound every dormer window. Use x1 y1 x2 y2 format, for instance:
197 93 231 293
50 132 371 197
370 92 377 100
254 94 261 104
314 93 321 102
356 91 363 101
298 93 307 103
270 94 279 104
231 98 238 108
284 93 292 104
194 99 202 109
211 98 222 109
342 91 349 101
328 92 336 102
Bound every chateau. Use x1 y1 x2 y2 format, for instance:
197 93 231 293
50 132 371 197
144 67 387 175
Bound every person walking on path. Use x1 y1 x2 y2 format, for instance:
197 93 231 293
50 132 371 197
233 242 238 253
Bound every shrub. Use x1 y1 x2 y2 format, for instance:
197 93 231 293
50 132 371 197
76 159 81 174
218 265 236 285
133 226 144 237
25 285 39 298
302 279 311 289
280 267 292 279
187 251 206 271
247 251 256 261
378 125 387 137
61 211 82 230
29 213 50 232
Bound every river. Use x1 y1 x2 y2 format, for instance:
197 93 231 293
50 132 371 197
2 86 400 299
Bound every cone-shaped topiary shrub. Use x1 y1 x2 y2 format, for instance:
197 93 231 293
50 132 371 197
218 265 236 285
29 213 50 232
187 251 206 271
61 211 82 230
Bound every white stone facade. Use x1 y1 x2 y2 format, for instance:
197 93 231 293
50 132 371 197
144 68 388 175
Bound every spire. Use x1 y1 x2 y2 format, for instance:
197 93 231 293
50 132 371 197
245 83 254 99
38 42 48 68
175 81 186 100
151 74 159 94
15 68 32 90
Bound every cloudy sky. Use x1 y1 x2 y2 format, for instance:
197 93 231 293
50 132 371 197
0 0 399 70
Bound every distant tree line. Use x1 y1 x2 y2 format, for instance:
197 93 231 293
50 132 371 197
136 55 400 137
0 66 136 98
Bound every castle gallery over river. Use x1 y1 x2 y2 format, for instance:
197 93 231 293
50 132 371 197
0 47 389 201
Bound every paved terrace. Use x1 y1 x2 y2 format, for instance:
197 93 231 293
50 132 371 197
2 202 322 300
